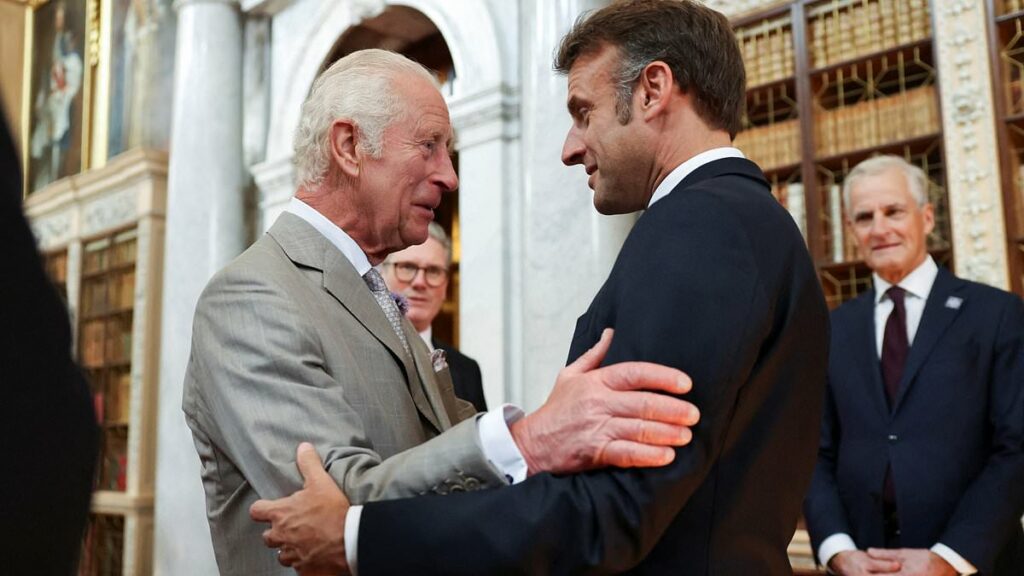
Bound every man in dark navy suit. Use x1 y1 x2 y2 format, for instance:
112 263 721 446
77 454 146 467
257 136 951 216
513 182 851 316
804 155 1024 576
251 1 829 574
382 221 487 412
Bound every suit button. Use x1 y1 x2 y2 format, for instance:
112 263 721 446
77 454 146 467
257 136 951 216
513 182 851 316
888 434 898 443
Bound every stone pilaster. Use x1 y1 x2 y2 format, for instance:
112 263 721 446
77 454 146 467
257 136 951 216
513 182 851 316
153 2 245 574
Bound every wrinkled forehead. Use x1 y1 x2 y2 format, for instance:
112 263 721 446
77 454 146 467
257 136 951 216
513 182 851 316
850 169 915 205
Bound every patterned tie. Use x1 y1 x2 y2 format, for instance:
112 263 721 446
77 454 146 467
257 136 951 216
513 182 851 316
363 268 411 357
880 285 908 516
881 286 909 409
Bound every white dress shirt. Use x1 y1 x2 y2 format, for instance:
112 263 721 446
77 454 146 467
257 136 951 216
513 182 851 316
419 326 434 350
286 199 526 575
817 256 976 574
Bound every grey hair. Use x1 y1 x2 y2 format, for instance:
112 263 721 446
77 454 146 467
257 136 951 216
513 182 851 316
292 49 439 190
384 221 452 265
427 221 453 265
842 155 929 213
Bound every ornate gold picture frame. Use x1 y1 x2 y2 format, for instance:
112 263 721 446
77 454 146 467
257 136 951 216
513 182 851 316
21 0 98 196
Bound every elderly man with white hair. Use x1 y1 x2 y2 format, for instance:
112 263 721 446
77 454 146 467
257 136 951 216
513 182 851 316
182 49 701 576
804 155 1024 576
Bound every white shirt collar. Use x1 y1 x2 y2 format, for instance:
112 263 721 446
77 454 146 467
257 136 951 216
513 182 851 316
286 197 373 276
647 147 745 208
873 255 939 304
418 326 433 350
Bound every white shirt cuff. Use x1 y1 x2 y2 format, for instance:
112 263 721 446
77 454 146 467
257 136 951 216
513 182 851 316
345 505 362 576
932 543 977 575
818 533 857 571
476 404 527 484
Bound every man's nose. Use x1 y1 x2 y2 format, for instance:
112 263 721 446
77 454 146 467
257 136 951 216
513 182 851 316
562 127 585 167
436 153 459 192
868 213 889 236
410 268 429 287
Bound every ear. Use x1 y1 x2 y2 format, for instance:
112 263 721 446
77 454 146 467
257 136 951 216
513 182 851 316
636 60 674 120
921 202 935 236
329 119 361 178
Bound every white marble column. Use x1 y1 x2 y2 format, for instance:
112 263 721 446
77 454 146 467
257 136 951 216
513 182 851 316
514 0 634 411
154 1 245 575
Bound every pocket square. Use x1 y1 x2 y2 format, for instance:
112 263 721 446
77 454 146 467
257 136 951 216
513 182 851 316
430 348 448 372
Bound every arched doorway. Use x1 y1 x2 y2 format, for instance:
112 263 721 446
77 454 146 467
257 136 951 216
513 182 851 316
319 5 462 346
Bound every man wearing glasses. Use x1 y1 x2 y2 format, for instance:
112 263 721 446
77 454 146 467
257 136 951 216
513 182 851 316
381 222 487 412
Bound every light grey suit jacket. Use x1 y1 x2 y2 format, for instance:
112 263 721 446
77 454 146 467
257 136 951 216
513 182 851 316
183 213 505 576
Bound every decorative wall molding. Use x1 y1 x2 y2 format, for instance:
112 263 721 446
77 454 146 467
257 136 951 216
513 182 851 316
31 210 75 251
449 83 520 147
935 1 1010 288
252 154 296 203
25 150 168 248
82 187 139 237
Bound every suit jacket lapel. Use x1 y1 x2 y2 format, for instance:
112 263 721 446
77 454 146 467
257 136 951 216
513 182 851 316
407 327 450 432
892 267 963 414
855 292 891 419
269 214 442 432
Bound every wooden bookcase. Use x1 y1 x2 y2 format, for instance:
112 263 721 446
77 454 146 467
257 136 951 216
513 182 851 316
734 0 951 309
79 228 137 496
26 149 167 576
987 0 1024 294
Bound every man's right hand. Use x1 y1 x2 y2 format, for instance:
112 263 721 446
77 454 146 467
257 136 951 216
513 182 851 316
509 328 700 475
829 550 901 575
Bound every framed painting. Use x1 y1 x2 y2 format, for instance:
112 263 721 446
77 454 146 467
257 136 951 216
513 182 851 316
24 0 91 194
106 0 174 159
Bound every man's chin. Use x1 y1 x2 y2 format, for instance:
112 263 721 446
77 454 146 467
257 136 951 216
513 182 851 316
593 195 638 216
401 228 431 248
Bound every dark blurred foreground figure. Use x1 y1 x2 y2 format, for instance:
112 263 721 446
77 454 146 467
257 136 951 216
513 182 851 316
0 107 98 575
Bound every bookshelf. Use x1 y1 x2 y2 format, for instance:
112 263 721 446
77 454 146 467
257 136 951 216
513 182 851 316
80 228 137 495
734 0 950 309
43 249 70 305
24 149 167 576
987 0 1024 294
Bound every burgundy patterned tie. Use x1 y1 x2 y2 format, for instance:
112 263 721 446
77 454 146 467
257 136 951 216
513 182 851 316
880 286 908 515
881 286 908 409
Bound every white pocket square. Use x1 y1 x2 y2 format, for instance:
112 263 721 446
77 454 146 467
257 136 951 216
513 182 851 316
430 348 448 372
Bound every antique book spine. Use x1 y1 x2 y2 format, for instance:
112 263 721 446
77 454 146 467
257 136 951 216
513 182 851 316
830 184 845 262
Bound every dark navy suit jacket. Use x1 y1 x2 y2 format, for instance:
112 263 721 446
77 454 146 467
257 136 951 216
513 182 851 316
804 267 1024 575
357 157 830 574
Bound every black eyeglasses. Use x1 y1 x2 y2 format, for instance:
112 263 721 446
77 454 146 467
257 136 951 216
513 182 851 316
384 261 449 287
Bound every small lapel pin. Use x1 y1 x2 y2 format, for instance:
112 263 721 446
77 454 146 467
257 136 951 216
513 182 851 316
945 296 963 310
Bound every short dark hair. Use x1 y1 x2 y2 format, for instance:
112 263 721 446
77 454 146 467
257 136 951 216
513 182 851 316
554 0 745 137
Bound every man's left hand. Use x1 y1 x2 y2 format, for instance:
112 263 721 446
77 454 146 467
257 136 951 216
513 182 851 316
250 443 351 575
867 548 958 576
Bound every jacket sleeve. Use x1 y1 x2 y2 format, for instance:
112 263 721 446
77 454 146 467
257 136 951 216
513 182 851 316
936 295 1024 573
803 368 854 558
183 272 507 505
